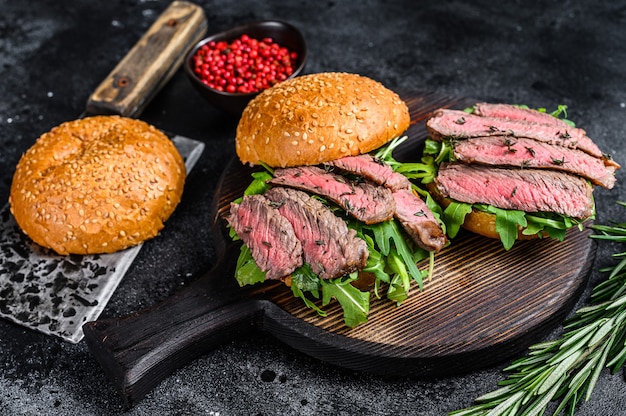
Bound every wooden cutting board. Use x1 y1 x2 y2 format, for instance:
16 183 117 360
82 91 595 406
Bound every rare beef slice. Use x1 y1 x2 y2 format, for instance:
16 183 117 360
435 162 595 219
264 187 368 279
228 194 303 280
270 166 395 224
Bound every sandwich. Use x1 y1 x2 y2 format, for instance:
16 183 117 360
418 103 619 250
227 72 447 327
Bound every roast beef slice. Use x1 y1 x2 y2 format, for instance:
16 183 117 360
392 188 447 252
228 194 303 280
265 187 368 279
435 162 595 219
427 108 603 159
270 165 395 224
326 154 412 192
453 136 616 189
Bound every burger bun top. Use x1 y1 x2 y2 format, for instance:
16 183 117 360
235 72 410 168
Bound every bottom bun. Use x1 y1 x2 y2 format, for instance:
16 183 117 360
425 182 538 241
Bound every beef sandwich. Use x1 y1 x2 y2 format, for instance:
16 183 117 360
420 103 620 250
227 72 447 327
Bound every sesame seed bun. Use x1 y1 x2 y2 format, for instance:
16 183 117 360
235 72 410 168
9 115 186 255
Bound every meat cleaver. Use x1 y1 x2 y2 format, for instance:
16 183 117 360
0 1 207 344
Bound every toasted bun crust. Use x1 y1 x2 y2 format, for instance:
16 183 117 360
425 182 538 241
235 72 410 168
9 116 186 255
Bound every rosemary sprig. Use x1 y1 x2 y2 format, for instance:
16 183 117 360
450 201 626 416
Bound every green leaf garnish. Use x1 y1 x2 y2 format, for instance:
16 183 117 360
244 171 273 196
487 206 527 251
234 244 266 287
290 264 326 317
320 274 370 327
442 201 473 239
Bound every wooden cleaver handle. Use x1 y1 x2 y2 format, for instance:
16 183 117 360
85 1 207 117
82 246 267 407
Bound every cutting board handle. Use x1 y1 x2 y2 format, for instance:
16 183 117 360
82 248 266 407
85 1 207 117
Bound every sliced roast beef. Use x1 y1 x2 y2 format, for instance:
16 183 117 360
264 187 368 279
427 108 603 159
270 166 395 224
452 136 617 189
326 154 412 192
392 188 447 252
473 103 573 129
435 163 595 219
228 194 303 280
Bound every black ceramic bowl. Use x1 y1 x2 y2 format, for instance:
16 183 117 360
185 20 307 116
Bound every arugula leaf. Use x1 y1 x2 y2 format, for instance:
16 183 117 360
443 201 473 238
234 244 267 287
291 265 326 317
487 206 527 251
291 263 321 295
369 220 424 289
320 274 370 327
387 249 412 297
373 135 409 163
387 273 409 305
360 233 391 284
423 139 455 165
232 171 273 204
244 171 273 196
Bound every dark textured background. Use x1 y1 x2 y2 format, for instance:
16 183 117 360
1 1 626 414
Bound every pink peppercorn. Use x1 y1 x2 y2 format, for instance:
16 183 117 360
192 34 298 94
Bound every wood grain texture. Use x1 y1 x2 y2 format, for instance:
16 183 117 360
83 91 595 406
85 1 207 117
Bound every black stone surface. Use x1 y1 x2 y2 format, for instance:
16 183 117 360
1 1 626 414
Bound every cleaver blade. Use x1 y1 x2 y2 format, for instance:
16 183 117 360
0 1 207 343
